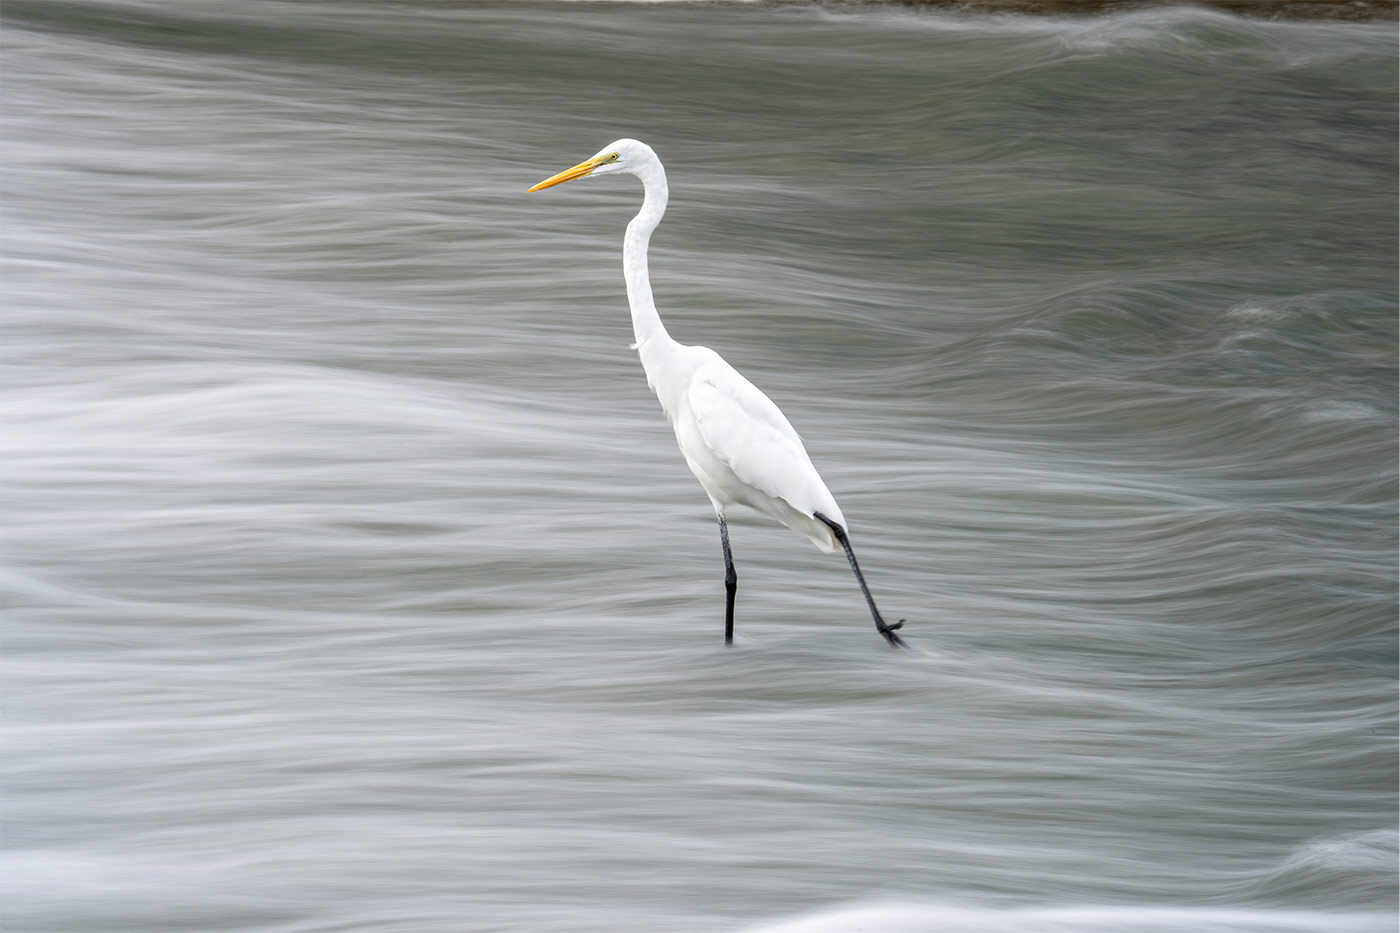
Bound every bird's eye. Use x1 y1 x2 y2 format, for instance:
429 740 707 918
606 153 620 162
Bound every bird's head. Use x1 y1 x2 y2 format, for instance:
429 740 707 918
528 138 658 192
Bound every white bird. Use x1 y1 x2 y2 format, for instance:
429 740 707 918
529 139 906 648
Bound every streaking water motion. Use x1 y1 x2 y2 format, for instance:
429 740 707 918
529 139 907 648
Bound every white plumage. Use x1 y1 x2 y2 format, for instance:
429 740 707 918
685 353 843 551
529 138 905 647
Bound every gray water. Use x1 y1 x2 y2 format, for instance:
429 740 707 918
2 3 1396 932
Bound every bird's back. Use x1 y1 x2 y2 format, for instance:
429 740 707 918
644 341 844 553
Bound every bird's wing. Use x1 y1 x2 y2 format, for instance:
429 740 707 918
687 356 835 519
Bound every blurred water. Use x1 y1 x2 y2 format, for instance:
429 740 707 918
2 3 1396 932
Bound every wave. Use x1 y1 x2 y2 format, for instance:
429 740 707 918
738 900 1395 933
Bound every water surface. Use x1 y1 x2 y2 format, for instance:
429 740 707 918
3 3 1396 931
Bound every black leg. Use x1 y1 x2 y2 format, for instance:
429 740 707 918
718 514 737 645
814 512 907 648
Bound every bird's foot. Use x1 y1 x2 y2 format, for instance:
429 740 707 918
877 619 907 649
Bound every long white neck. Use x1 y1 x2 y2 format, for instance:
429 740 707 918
624 160 673 350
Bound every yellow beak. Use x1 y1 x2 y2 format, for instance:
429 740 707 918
527 155 605 193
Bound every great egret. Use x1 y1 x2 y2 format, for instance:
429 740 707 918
529 139 907 648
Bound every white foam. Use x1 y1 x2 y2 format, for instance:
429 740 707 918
738 900 1396 933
